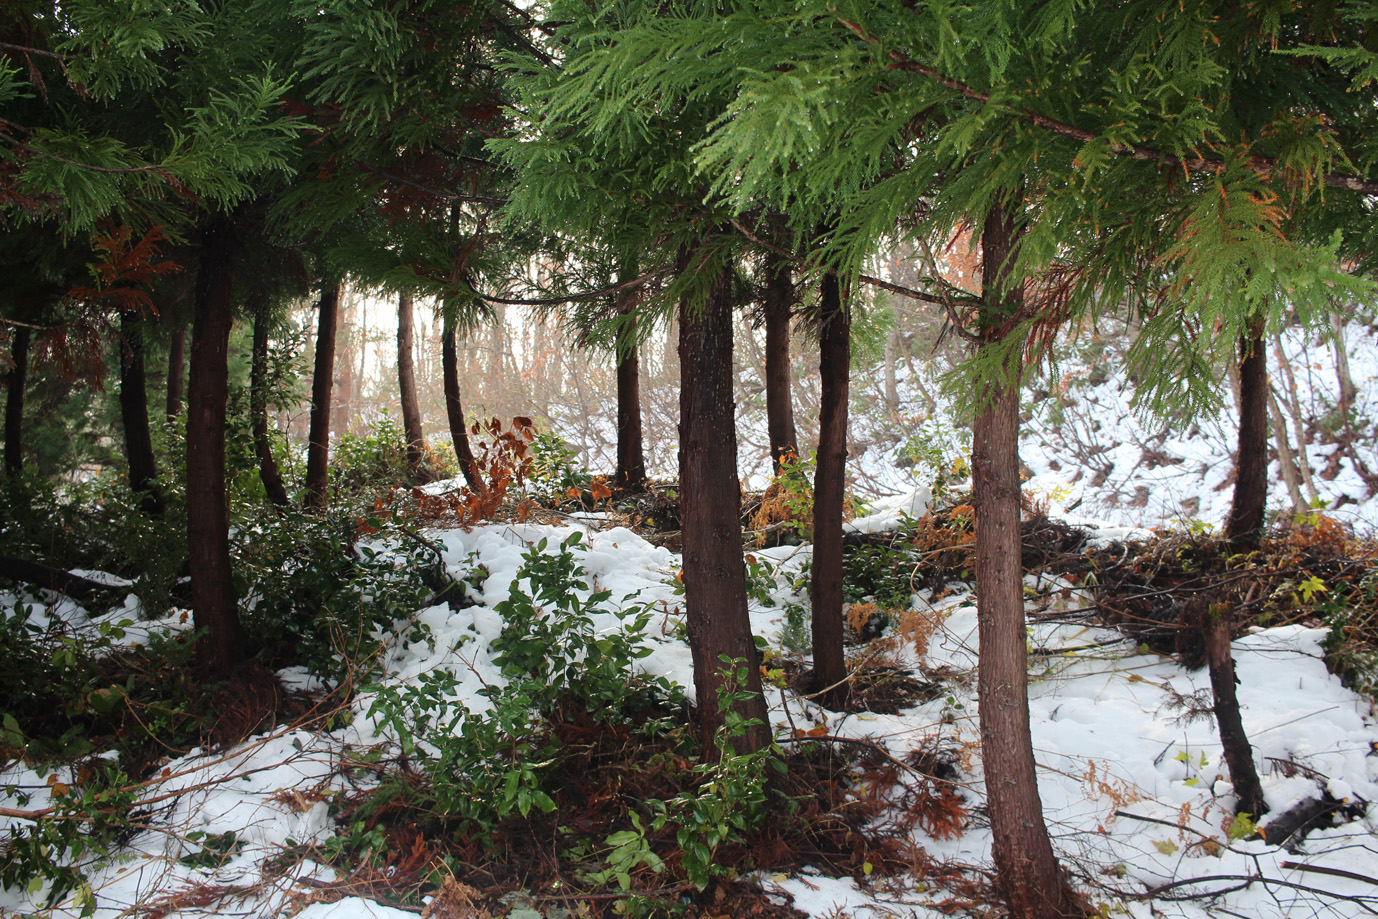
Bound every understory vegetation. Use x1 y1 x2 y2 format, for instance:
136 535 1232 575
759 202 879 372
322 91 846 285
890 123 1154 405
3 427 1376 916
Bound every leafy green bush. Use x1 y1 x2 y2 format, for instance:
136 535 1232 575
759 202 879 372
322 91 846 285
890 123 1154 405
0 471 188 617
364 533 677 836
0 759 136 917
331 411 413 496
235 508 434 685
647 657 785 889
529 431 591 496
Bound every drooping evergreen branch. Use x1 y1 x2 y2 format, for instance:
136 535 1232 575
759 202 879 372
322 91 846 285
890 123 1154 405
0 129 168 176
836 17 1378 197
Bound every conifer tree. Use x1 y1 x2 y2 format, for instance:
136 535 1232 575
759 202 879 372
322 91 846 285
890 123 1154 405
560 1 1374 913
495 0 773 754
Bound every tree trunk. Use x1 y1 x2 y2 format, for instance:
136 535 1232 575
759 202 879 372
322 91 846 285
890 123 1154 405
304 282 342 511
763 253 798 473
1330 312 1357 419
250 290 291 508
332 292 353 440
975 201 1079 919
4 327 29 475
165 325 185 420
397 292 429 481
614 268 647 491
1225 319 1268 544
883 329 900 417
1268 389 1305 514
1194 600 1268 818
1270 332 1319 501
442 312 485 494
810 270 851 711
187 215 244 677
678 259 771 757
118 312 164 516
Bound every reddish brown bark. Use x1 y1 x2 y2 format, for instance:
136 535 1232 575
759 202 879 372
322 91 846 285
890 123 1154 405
614 273 646 491
1225 319 1269 544
810 270 851 710
1195 601 1268 817
679 260 772 757
304 282 341 511
975 201 1080 919
763 253 798 473
441 313 485 494
396 292 429 482
187 215 244 676
165 325 185 421
250 290 291 508
118 312 164 516
4 326 29 475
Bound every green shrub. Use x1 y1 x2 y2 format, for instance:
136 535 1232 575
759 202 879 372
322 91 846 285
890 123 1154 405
363 533 677 836
331 411 413 496
235 508 434 685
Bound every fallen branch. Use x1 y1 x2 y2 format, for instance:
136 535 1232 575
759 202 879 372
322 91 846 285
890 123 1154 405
0 553 119 603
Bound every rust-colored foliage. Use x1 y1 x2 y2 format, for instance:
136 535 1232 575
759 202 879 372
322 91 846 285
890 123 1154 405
67 223 179 316
357 417 537 535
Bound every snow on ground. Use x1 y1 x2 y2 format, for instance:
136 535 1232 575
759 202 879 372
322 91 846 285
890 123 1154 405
4 513 1376 919
845 320 1378 534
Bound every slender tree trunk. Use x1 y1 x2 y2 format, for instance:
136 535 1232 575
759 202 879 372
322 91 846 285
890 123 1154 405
397 292 429 481
883 329 900 417
1271 332 1319 501
1269 390 1305 514
118 312 164 516
1225 319 1269 544
763 254 798 473
332 293 353 440
4 327 29 475
614 267 647 491
1193 600 1268 818
250 290 291 507
188 215 243 676
165 325 185 421
810 270 851 710
442 312 485 494
975 201 1079 919
1330 312 1357 420
304 282 342 511
679 259 771 757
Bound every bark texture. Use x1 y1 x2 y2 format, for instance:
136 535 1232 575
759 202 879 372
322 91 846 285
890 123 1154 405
118 312 164 516
975 202 1080 919
396 292 429 481
250 291 291 507
304 282 341 511
1225 319 1269 544
614 274 646 491
4 327 29 475
1195 601 1268 818
809 270 851 710
442 314 485 494
187 215 244 676
763 253 798 472
678 262 771 756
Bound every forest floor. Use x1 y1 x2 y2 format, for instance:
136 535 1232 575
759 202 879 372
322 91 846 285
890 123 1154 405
3 481 1377 919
